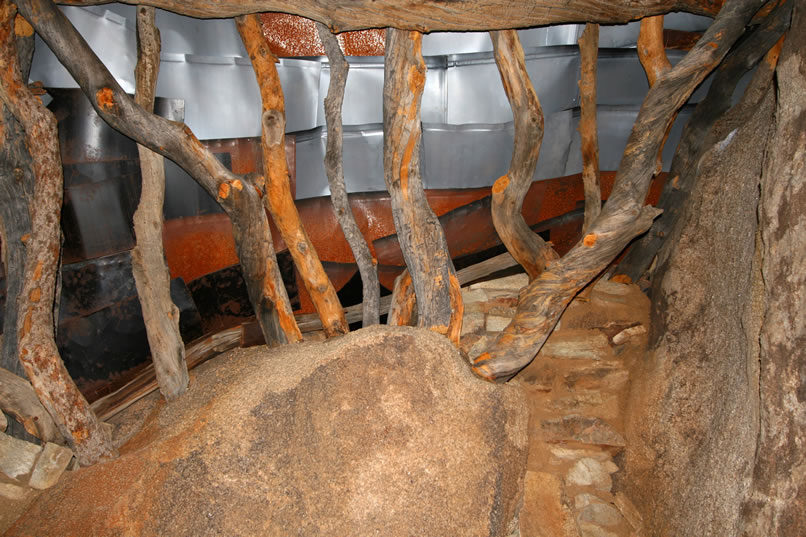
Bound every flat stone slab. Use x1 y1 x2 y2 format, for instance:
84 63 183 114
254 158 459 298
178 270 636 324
28 443 73 490
0 432 42 481
540 330 613 361
540 416 626 447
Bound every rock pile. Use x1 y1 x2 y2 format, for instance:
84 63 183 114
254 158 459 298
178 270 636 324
461 274 649 537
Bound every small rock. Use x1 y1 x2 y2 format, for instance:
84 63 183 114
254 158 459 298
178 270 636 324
461 288 487 305
611 325 647 345
461 313 486 336
544 392 605 412
575 494 623 526
28 442 74 490
614 492 644 531
578 523 618 537
564 366 628 392
0 432 42 480
541 416 626 447
549 446 611 464
540 330 613 361
593 280 632 296
566 458 616 491
0 481 29 501
470 273 528 291
487 315 512 332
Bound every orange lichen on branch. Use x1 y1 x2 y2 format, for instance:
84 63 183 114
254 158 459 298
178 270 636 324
95 87 118 112
583 234 598 247
217 182 230 200
14 13 32 36
492 175 510 194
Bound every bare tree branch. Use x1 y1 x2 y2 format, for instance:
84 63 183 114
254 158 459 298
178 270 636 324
131 5 188 401
237 14 348 338
578 23 602 234
15 0 301 346
0 0 116 465
490 29 559 281
316 22 380 328
472 0 763 382
56 0 725 31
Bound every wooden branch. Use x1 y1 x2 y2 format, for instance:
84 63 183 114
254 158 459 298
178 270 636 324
387 270 416 326
130 6 188 401
383 28 461 338
472 0 761 382
638 15 674 176
0 0 116 465
615 0 792 282
490 30 559 281
16 0 301 346
0 367 60 442
56 0 725 31
578 23 602 234
638 16 672 86
237 14 348 338
316 23 380 328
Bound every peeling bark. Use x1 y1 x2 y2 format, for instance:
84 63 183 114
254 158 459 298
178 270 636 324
316 23 379 328
0 0 116 465
237 14 347 338
56 0 726 31
16 0 300 346
472 0 761 381
131 6 188 401
616 0 792 282
490 30 558 281
578 23 602 234
387 270 415 327
383 29 461 339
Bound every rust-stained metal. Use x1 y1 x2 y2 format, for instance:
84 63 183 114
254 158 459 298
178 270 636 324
259 13 385 57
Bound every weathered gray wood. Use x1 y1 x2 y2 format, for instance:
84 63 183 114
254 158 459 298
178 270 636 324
472 0 761 381
383 28 462 343
578 23 602 234
490 30 558 281
0 0 116 465
317 23 380 328
0 10 36 444
16 0 299 346
131 5 188 401
56 0 725 30
237 14 346 338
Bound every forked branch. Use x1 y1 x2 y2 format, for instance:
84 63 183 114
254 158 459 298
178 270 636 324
316 22 380 328
472 0 762 382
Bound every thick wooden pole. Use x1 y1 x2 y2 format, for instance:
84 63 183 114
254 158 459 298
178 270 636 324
615 0 792 282
383 28 462 340
16 0 301 346
578 23 602 234
472 0 761 381
489 30 559 281
131 6 188 401
237 14 348 338
316 23 380 328
0 0 116 465
637 15 674 176
56 0 726 30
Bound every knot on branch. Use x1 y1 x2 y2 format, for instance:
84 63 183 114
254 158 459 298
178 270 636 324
262 109 284 146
